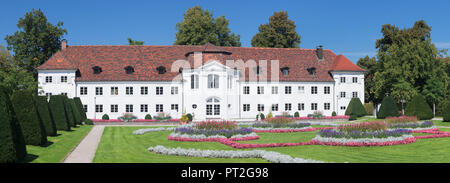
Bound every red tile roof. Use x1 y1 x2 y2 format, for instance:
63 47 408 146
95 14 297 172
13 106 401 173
37 44 364 82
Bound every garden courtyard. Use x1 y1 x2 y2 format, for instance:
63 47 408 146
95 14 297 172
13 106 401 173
24 116 450 163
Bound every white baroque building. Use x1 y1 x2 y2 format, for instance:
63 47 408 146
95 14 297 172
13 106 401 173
37 41 365 121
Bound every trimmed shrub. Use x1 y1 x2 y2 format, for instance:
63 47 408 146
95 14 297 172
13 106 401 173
349 114 357 121
405 95 434 120
34 96 57 136
260 113 265 120
69 99 82 125
377 96 400 119
294 111 300 117
11 90 47 146
49 95 71 131
332 111 337 116
63 96 76 127
256 114 259 121
102 114 110 120
443 100 450 122
85 119 93 125
145 114 152 120
267 112 273 119
0 86 27 163
73 97 87 122
345 98 367 117
364 102 374 115
186 113 193 122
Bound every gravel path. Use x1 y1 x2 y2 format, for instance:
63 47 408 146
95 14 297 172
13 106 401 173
63 125 105 163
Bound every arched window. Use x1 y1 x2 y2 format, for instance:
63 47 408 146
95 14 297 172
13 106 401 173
191 74 199 89
125 66 134 74
92 66 102 74
156 66 166 74
207 74 219 88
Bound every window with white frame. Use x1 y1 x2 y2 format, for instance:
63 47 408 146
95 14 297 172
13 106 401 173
111 104 118 113
140 104 148 112
272 104 278 111
207 74 219 88
126 87 133 95
191 75 199 89
61 92 67 96
340 92 346 98
227 75 233 89
60 76 67 83
95 105 103 113
271 86 278 94
95 87 103 95
341 106 346 110
141 87 148 95
353 92 358 98
324 103 330 110
126 104 133 112
285 86 292 94
80 87 87 95
298 86 304 94
111 87 118 95
171 87 178 95
311 103 318 111
171 104 179 112
257 86 264 94
285 103 292 111
243 104 250 111
156 104 163 112
45 76 52 83
243 86 250 94
353 77 358 83
340 77 346 83
83 105 88 112
257 104 264 112
311 86 318 94
324 86 330 94
298 103 305 111
156 87 163 95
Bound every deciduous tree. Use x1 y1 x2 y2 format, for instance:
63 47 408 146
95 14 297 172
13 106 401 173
251 11 301 48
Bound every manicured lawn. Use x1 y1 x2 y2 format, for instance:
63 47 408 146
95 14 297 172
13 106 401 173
23 125 93 163
94 125 450 163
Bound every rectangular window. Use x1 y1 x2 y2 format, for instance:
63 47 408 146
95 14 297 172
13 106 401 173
156 104 163 112
80 87 88 95
285 86 292 94
324 103 330 110
285 103 292 111
243 104 250 111
298 103 305 111
95 105 103 113
111 87 118 95
45 76 52 83
95 87 103 95
353 77 358 83
207 74 219 88
141 87 148 95
257 86 264 94
243 86 250 94
61 92 67 96
214 105 220 115
126 104 133 113
83 105 88 113
353 92 358 98
140 104 148 112
311 86 318 94
60 76 67 83
191 75 199 89
257 104 264 112
324 86 330 94
46 93 52 99
271 104 278 111
156 87 163 95
340 92 346 98
271 86 278 94
171 87 178 95
227 75 233 89
171 104 179 112
340 77 346 83
341 106 346 110
311 103 318 111
126 87 133 95
298 86 305 94
111 104 118 113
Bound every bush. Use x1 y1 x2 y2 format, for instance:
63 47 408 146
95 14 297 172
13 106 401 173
444 100 450 122
69 99 82 125
312 111 324 119
11 90 48 146
118 113 137 122
345 98 367 117
102 114 110 120
260 113 265 120
63 96 76 127
85 119 93 125
267 112 273 119
364 102 374 115
34 96 57 136
186 113 193 122
294 111 299 117
180 113 189 122
332 111 337 116
73 97 87 122
154 112 171 121
49 95 71 131
349 114 357 121
377 96 400 119
265 117 295 124
145 114 152 120
0 86 27 163
405 95 434 120
256 114 259 121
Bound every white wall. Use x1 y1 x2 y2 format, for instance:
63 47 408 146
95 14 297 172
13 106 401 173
38 70 76 98
332 71 365 115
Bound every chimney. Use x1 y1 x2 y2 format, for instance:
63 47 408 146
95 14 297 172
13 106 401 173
316 45 323 61
61 39 68 50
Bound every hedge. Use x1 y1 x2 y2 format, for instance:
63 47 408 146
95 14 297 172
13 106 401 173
377 96 400 119
345 98 367 117
69 99 82 125
63 96 76 127
73 97 87 122
405 94 433 120
102 114 110 120
0 86 27 163
443 99 450 122
364 102 374 115
49 95 71 131
145 114 152 120
11 90 48 146
34 96 57 136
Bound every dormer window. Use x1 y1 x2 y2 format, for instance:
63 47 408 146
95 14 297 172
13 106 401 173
125 66 134 74
76 69 81 77
156 66 166 74
307 67 316 76
93 66 102 74
281 67 289 75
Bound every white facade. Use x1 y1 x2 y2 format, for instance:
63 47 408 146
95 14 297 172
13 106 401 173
38 62 364 121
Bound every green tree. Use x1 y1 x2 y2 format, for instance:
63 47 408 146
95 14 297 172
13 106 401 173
377 96 400 119
175 6 241 46
356 56 379 103
0 46 37 95
127 38 144 45
73 97 87 122
345 98 367 117
49 95 71 131
422 61 448 116
251 11 301 48
5 9 67 77
405 94 433 120
390 79 418 115
34 96 57 136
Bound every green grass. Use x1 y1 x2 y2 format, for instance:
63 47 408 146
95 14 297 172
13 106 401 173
94 125 450 163
23 125 93 163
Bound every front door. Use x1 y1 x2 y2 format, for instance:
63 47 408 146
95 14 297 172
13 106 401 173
206 97 220 118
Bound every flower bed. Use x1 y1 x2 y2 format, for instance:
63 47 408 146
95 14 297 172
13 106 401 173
173 126 253 138
134 119 158 122
388 121 434 130
412 128 450 139
309 137 417 147
292 115 349 120
133 127 175 135
385 116 418 124
91 119 122 122
317 129 412 139
252 127 316 133
168 133 259 141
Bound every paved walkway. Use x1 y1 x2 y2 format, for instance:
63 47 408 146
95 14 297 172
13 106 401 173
63 125 105 163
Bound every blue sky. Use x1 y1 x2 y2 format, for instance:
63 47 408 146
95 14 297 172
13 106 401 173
1 0 449 62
